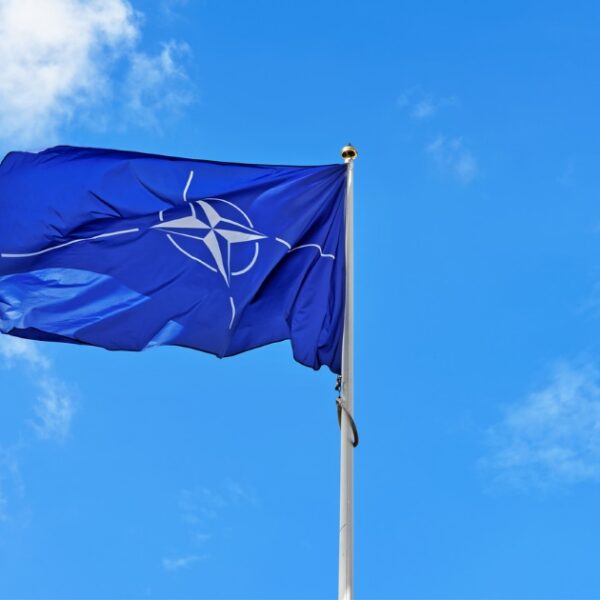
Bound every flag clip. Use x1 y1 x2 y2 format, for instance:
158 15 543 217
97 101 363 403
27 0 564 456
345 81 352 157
335 375 342 393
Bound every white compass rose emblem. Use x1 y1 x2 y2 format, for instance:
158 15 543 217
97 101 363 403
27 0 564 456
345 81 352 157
1 169 337 330
153 194 265 286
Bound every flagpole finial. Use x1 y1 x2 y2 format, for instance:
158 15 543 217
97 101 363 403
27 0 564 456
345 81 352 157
341 144 358 162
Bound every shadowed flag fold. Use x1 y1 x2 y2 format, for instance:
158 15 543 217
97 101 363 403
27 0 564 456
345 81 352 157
0 146 347 373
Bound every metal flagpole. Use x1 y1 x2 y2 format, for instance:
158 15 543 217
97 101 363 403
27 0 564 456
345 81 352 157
339 143 358 600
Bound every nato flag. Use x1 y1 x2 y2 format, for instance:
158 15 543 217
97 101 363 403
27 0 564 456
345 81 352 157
0 146 347 373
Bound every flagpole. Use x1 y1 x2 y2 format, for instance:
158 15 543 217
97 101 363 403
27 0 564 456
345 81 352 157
339 143 357 600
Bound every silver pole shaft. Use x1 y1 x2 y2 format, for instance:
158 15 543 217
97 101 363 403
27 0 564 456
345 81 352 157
339 154 355 600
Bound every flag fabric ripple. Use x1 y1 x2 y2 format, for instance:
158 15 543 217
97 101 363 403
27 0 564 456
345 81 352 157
0 146 347 373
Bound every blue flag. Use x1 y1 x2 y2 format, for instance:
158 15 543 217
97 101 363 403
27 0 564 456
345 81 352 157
0 146 347 373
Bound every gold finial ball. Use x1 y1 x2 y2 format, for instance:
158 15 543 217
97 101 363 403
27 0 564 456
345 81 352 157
341 144 358 162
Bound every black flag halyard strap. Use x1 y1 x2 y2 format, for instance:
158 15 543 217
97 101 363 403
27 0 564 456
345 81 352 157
335 376 359 448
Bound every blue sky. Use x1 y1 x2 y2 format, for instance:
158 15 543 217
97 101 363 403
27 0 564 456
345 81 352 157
2 0 600 598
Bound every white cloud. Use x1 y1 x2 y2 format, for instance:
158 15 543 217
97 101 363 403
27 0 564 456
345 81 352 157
484 361 600 489
178 481 256 525
0 445 25 524
426 135 478 183
0 0 137 144
31 377 75 441
179 486 226 523
162 554 206 571
0 335 50 369
397 89 478 183
0 0 193 147
0 335 74 520
579 282 600 317
0 334 75 442
224 477 257 505
126 41 193 130
412 99 435 119
164 480 256 566
558 158 575 186
397 88 457 120
160 0 190 21
0 490 7 522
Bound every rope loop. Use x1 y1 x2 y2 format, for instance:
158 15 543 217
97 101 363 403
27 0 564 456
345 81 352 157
336 396 359 448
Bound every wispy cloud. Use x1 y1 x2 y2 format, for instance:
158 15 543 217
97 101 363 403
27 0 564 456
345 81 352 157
179 486 226 523
162 554 206 572
0 491 7 522
0 335 75 521
1 445 24 517
558 157 576 186
0 445 26 524
160 0 190 21
224 477 257 505
0 335 50 370
483 360 600 489
30 377 75 441
0 0 193 148
397 87 458 120
162 479 257 570
397 87 479 184
426 135 478 183
0 335 75 442
125 41 193 131
577 281 600 317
